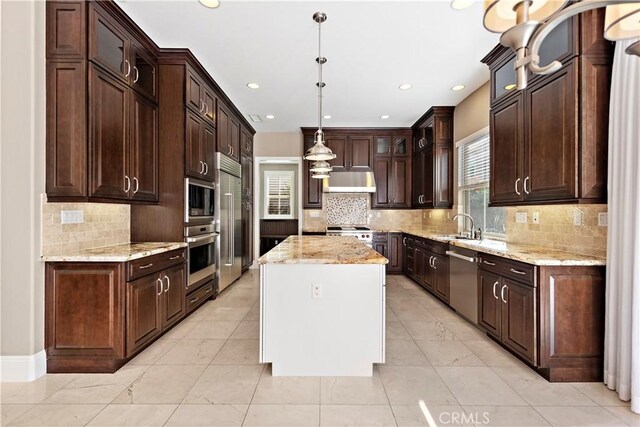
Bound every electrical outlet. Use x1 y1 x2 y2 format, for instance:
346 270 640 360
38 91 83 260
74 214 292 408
515 212 528 224
61 210 84 224
310 211 320 218
312 283 322 299
573 210 584 226
532 212 540 224
598 212 608 226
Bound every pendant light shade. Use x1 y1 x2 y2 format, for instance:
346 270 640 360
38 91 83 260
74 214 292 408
483 0 567 32
310 160 332 173
304 12 336 168
311 171 330 179
605 3 640 40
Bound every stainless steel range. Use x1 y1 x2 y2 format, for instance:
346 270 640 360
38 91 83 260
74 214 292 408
326 226 373 247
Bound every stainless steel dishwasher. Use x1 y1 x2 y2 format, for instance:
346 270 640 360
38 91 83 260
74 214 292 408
446 246 478 324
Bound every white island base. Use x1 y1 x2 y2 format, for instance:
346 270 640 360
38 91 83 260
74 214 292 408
259 263 386 376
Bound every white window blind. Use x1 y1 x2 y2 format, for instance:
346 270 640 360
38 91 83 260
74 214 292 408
458 134 490 189
264 171 294 219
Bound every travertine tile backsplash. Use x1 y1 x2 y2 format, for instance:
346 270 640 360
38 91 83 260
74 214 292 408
41 199 130 256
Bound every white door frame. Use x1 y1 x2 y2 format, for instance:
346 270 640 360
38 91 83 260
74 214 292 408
252 157 303 267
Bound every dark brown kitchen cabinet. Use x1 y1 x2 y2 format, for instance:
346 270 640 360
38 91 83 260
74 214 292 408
411 107 454 209
241 154 253 200
404 236 416 277
387 233 404 273
501 277 536 363
47 1 160 203
303 134 324 209
217 103 240 161
482 9 611 206
46 249 187 373
241 201 254 271
373 130 412 209
432 252 450 304
402 234 449 303
241 127 254 156
326 135 348 171
185 110 215 182
478 268 502 339
89 65 130 200
324 132 372 172
349 136 373 171
186 66 216 125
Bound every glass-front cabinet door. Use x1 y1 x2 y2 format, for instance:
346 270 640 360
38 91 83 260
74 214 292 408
89 4 130 82
132 44 157 101
375 136 391 156
394 135 408 156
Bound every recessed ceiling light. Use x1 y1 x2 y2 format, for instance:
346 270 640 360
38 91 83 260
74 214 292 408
380 115 390 120
199 0 220 8
246 82 260 89
323 115 332 119
451 85 465 91
265 114 275 120
450 0 473 10
399 83 412 90
504 83 517 90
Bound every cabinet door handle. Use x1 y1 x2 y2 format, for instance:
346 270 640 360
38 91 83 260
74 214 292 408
204 103 209 116
227 145 232 156
515 178 521 196
133 66 139 83
139 263 153 269
524 176 530 195
492 281 499 299
199 99 205 113
204 287 212 294
402 237 406 246
203 162 209 175
189 296 199 304
501 284 507 303
510 268 527 275
169 255 182 260
483 260 496 266
133 177 139 194
124 60 131 77
199 161 205 174
432 257 437 270
156 277 163 296
124 175 131 193
164 274 170 293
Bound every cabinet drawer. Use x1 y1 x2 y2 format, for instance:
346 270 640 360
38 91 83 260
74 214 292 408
127 249 185 281
187 280 215 313
373 232 388 242
426 240 449 255
478 254 536 286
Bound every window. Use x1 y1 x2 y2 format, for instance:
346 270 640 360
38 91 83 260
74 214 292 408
457 130 506 237
263 170 294 219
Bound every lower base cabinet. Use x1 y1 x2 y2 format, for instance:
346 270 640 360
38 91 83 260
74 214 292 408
46 248 188 373
402 234 450 303
372 232 404 274
478 254 605 382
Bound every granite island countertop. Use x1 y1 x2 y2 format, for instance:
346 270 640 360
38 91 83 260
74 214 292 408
258 236 388 265
41 242 188 262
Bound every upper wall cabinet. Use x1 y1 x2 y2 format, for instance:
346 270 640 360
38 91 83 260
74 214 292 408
186 65 216 126
47 1 159 203
217 102 241 162
482 9 612 206
411 107 455 209
372 130 412 209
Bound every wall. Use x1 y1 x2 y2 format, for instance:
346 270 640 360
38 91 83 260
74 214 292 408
254 131 303 158
258 163 298 219
0 0 47 380
453 81 490 143
41 201 130 257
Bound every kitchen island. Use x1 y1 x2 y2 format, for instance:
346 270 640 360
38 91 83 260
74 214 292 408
258 236 388 376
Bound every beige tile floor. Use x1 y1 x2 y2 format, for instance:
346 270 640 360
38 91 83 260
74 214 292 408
2 271 639 426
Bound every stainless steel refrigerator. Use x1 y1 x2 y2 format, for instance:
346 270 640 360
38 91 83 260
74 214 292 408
215 153 242 292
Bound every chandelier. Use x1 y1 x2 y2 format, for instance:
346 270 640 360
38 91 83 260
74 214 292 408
483 0 640 89
304 12 336 179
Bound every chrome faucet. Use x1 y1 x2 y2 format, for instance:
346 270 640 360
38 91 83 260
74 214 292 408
452 213 475 238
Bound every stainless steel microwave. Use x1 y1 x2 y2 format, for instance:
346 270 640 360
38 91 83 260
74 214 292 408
185 178 215 224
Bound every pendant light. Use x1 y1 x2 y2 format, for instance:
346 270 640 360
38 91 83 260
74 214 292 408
305 11 336 167
310 160 332 173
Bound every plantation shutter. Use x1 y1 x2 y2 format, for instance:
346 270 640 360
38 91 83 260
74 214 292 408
265 171 293 217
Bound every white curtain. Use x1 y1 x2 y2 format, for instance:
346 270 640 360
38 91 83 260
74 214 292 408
604 39 640 414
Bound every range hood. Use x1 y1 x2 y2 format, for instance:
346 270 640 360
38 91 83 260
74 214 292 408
323 171 376 193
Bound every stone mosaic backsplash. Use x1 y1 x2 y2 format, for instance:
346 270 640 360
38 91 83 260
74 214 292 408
326 195 368 225
41 198 130 257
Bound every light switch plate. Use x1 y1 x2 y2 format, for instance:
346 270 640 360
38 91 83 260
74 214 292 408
598 212 608 226
515 212 528 224
532 212 540 224
573 210 584 226
61 210 84 224
310 211 320 218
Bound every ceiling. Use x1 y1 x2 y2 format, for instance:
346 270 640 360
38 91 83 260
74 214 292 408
119 0 500 132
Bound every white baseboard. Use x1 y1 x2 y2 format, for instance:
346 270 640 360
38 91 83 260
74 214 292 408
0 350 46 382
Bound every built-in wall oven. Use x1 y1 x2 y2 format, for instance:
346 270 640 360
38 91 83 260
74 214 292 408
185 178 215 224
185 224 218 290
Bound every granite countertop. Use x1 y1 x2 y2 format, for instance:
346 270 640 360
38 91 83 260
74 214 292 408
258 236 388 265
400 230 605 266
41 242 188 262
